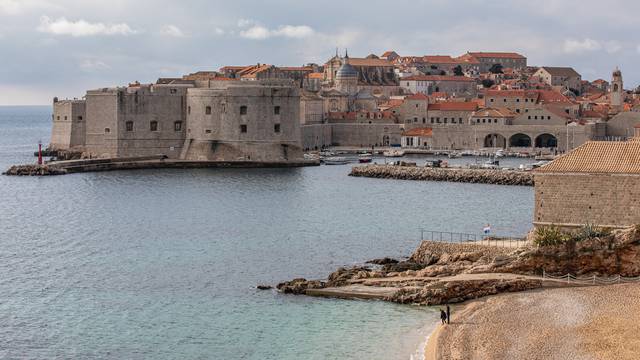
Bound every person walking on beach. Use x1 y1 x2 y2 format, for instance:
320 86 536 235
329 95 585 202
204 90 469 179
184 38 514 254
440 309 447 325
446 304 451 324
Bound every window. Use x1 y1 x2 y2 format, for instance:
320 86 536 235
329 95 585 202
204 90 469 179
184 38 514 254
188 106 191 115
274 124 281 133
547 116 551 120
274 106 280 115
57 116 60 120
240 106 247 115
77 116 83 121
534 116 538 120
490 99 494 102
430 118 434 124
150 121 158 131
503 99 507 102
516 98 520 102
126 121 133 131
104 128 110 133
516 109 520 113
444 118 448 124
415 104 419 108
414 117 418 123
525 98 528 102
240 124 247 133
64 116 68 120
482 119 486 123
528 116 531 119
174 121 182 131
170 88 177 94
459 118 463 123
422 118 426 123
205 106 212 115
205 129 212 134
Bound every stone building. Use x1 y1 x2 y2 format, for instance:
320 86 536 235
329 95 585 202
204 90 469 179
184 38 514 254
401 127 433 148
458 52 527 72
533 67 582 93
534 138 640 229
51 79 305 163
400 75 477 98
323 52 397 87
50 99 86 150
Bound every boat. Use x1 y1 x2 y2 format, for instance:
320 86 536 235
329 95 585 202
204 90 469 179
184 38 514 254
495 149 505 158
319 151 335 157
358 153 373 163
448 151 462 159
383 150 405 157
324 156 349 165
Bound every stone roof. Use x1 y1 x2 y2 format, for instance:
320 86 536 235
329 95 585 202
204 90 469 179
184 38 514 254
538 67 581 78
536 140 640 174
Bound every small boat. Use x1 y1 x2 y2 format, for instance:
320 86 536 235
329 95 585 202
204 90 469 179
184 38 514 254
383 150 405 157
448 151 462 159
358 153 373 163
324 156 349 165
495 149 505 158
319 151 335 157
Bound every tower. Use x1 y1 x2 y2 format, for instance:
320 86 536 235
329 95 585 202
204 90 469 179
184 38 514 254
610 67 624 109
335 50 358 96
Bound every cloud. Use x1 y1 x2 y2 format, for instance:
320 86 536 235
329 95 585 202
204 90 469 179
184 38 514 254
604 41 622 54
213 27 225 36
563 38 602 54
160 24 185 37
37 16 136 37
79 59 111 72
240 24 314 40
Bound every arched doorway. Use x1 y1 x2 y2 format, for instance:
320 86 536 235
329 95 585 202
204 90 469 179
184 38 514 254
535 133 558 148
509 133 532 147
484 133 506 148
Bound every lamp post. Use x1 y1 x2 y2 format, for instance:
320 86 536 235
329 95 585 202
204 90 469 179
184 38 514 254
37 140 43 165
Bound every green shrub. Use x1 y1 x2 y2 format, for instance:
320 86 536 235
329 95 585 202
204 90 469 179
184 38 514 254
574 223 612 241
534 225 571 247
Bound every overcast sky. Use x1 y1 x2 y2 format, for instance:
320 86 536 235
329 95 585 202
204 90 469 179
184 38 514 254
1 0 639 105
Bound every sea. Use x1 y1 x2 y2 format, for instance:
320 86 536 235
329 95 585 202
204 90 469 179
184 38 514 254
0 106 534 359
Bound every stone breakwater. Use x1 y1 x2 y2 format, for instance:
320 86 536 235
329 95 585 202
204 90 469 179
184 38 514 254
3 164 67 176
277 226 640 305
349 165 534 186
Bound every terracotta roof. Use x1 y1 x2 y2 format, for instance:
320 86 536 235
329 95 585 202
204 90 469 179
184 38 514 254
537 90 572 104
279 66 313 72
537 67 581 78
592 79 608 84
581 110 606 118
403 75 475 82
472 107 516 118
381 51 397 57
308 72 324 79
403 127 433 137
536 140 640 174
406 93 429 100
423 55 460 64
428 102 478 111
467 52 526 59
485 89 539 99
343 58 393 67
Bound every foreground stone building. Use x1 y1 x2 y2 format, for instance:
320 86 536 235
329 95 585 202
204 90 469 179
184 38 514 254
51 79 305 163
534 133 640 229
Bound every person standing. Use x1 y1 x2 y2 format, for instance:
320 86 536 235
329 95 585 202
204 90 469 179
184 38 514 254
440 309 447 325
446 304 451 324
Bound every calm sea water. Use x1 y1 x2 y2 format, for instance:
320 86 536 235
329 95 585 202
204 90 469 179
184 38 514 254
0 106 534 359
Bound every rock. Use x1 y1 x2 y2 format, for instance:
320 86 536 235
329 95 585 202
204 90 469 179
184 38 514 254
276 278 324 294
382 261 425 273
366 257 399 265
256 285 272 290
3 164 67 176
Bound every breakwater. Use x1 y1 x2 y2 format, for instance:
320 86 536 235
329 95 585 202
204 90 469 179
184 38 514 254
349 165 534 186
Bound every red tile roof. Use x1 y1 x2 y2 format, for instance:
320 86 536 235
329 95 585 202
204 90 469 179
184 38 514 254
467 52 526 59
406 93 429 100
403 75 475 82
403 127 433 137
536 140 640 174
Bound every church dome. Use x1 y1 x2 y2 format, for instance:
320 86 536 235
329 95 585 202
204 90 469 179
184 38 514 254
336 62 358 79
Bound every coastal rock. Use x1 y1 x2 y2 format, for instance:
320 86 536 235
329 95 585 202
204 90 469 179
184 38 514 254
256 285 273 290
276 278 325 294
3 164 67 176
365 257 399 265
349 165 534 186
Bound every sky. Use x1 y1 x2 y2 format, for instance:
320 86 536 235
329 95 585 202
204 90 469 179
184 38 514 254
1 0 639 105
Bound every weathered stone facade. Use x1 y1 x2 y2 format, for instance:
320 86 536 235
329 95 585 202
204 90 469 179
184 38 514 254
51 99 86 150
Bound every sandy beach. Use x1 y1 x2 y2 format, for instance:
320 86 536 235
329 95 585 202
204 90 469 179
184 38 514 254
426 283 640 360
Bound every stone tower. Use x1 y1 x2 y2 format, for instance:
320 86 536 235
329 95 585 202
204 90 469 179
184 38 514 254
610 67 624 109
335 50 358 96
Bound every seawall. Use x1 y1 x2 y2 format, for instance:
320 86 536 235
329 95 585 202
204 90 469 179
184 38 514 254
349 165 534 186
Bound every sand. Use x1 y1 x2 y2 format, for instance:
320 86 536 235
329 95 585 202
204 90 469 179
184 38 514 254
426 283 640 360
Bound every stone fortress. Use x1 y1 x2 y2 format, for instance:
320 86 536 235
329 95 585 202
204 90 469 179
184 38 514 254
50 49 640 161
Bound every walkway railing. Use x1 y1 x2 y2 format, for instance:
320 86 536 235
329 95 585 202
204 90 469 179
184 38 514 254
542 270 640 285
420 229 528 248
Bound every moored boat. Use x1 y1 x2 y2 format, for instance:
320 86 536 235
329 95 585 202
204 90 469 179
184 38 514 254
383 150 405 157
358 153 373 163
324 156 349 165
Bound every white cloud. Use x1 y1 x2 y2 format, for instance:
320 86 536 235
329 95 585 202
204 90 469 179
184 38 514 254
240 24 314 40
563 38 601 54
37 16 136 37
237 18 255 28
79 59 111 72
604 40 622 54
160 24 185 37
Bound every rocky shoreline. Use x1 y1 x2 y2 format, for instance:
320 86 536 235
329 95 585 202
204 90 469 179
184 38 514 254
276 226 640 306
3 164 67 176
349 164 534 186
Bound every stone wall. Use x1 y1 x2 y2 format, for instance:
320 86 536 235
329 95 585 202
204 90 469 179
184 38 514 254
534 173 640 228
330 123 402 147
50 100 86 150
301 124 332 150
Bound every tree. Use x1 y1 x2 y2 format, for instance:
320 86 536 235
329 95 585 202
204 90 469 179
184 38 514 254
453 65 464 76
481 79 495 88
489 63 503 74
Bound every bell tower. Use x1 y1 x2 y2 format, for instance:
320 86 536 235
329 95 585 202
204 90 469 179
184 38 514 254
610 67 624 110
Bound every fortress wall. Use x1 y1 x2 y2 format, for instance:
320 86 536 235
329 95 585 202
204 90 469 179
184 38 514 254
50 100 86 150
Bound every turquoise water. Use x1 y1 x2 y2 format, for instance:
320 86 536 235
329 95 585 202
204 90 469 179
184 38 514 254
0 106 534 359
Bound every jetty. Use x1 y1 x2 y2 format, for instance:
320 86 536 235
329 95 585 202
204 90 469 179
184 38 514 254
349 164 534 186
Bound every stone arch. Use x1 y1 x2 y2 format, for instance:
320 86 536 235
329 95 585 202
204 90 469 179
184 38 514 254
483 133 507 148
535 133 558 148
509 133 532 147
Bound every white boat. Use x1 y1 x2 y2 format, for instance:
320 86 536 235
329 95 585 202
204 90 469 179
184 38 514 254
448 151 462 159
319 151 335 157
495 149 505 158
358 153 373 163
324 156 349 165
383 150 405 157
